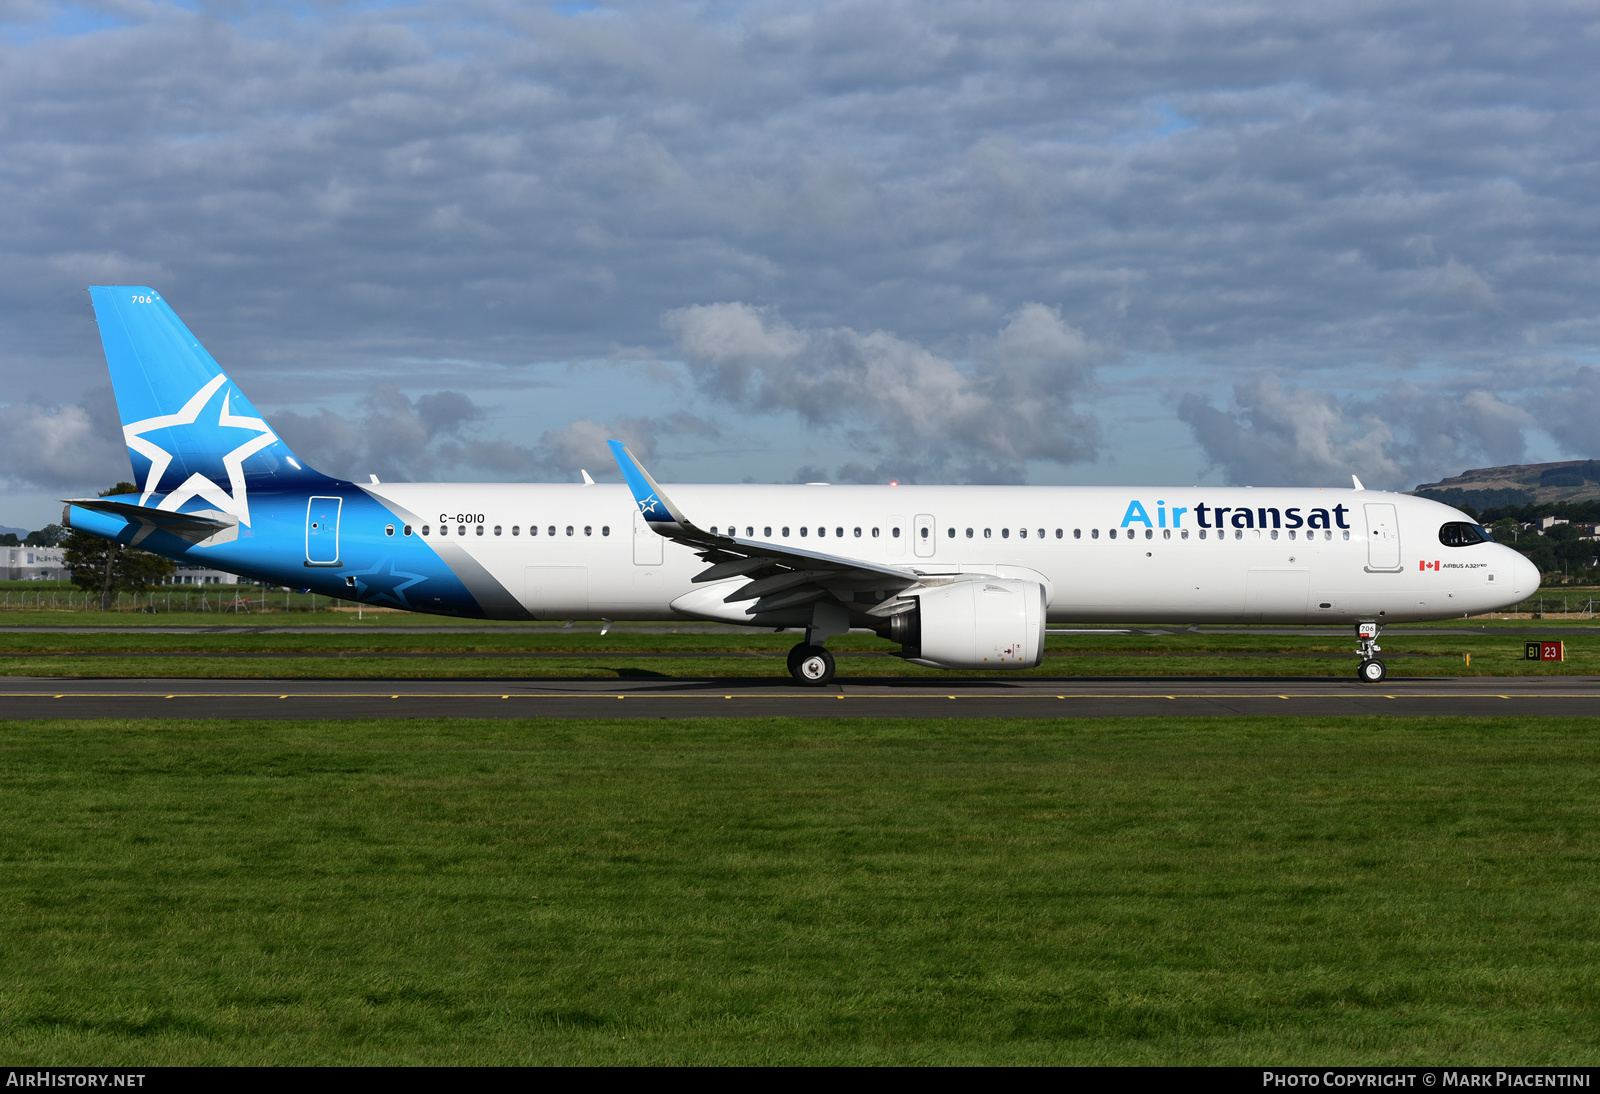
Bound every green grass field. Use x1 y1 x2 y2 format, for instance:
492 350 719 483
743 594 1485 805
2 715 1597 1064
1 627 1593 678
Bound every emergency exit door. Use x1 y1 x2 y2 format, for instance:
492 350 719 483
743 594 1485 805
914 514 936 557
305 496 342 565
1364 502 1401 571
633 508 663 565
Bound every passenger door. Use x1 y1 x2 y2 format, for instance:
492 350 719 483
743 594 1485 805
914 514 936 558
1364 502 1402 571
305 496 341 565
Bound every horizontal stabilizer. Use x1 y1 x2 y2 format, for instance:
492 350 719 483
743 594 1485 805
64 497 238 546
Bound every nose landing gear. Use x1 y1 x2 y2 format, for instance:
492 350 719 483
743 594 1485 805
1355 621 1386 683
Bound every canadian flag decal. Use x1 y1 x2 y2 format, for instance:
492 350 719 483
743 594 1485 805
1419 560 1440 571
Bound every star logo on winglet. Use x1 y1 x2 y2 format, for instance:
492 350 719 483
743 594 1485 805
637 494 664 518
122 375 278 527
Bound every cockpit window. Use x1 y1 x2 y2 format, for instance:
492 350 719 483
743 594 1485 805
1439 522 1491 547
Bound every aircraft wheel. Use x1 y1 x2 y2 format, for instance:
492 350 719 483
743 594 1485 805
786 643 809 674
791 645 836 686
1357 658 1387 684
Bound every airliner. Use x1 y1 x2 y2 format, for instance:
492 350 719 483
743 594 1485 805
62 288 1539 685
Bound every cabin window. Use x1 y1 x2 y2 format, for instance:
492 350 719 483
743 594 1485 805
602 526 610 536
946 527 955 538
817 526 825 537
1287 529 1296 540
1001 528 1009 539
1091 529 1099 539
584 526 592 536
1145 528 1153 540
764 526 772 537
746 527 753 537
920 526 929 539
1073 529 1080 539
422 525 430 536
966 528 974 538
1198 529 1206 539
1163 529 1170 539
1234 529 1243 540
782 527 790 537
458 525 467 536
1342 530 1350 540
836 527 844 538
800 526 808 537
871 527 879 537
856 527 864 538
566 526 574 536
892 527 901 538
494 526 502 536
404 525 412 536
1270 529 1278 540
1109 528 1117 539
385 525 394 537
983 528 992 539
1019 528 1027 538
529 525 538 536
548 526 556 537
1180 529 1189 539
476 525 484 536
709 526 717 535
511 526 520 536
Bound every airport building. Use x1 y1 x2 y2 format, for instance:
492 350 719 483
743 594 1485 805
3 545 68 581
4 545 241 585
171 565 242 585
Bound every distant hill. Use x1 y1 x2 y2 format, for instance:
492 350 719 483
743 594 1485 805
0 525 29 539
1411 459 1600 509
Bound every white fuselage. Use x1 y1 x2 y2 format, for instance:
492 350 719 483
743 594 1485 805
363 483 1538 625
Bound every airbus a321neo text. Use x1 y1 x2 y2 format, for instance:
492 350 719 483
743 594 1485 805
64 288 1539 685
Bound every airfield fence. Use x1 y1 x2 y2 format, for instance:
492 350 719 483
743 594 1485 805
0 584 370 616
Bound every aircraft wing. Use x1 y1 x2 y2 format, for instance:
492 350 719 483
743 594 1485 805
607 440 920 614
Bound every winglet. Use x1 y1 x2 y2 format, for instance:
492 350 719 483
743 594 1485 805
1352 475 1365 491
607 440 693 532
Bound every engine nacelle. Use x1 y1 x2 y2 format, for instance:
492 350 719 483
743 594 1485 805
890 578 1045 670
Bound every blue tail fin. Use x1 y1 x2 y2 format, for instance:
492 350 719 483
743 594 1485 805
88 286 324 525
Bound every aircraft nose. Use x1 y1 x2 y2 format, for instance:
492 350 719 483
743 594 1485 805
1510 548 1540 594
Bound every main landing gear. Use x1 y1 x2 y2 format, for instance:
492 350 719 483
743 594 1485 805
1355 621 1386 683
787 643 836 686
788 602 849 686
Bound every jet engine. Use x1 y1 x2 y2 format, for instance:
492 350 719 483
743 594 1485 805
887 578 1046 669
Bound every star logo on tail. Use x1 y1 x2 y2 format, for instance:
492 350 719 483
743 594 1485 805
123 375 278 527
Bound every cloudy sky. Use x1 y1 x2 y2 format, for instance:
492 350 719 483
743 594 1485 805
3 0 1598 526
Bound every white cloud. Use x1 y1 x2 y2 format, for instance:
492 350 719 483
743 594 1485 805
665 301 1104 482
0 390 126 491
1178 374 1539 489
